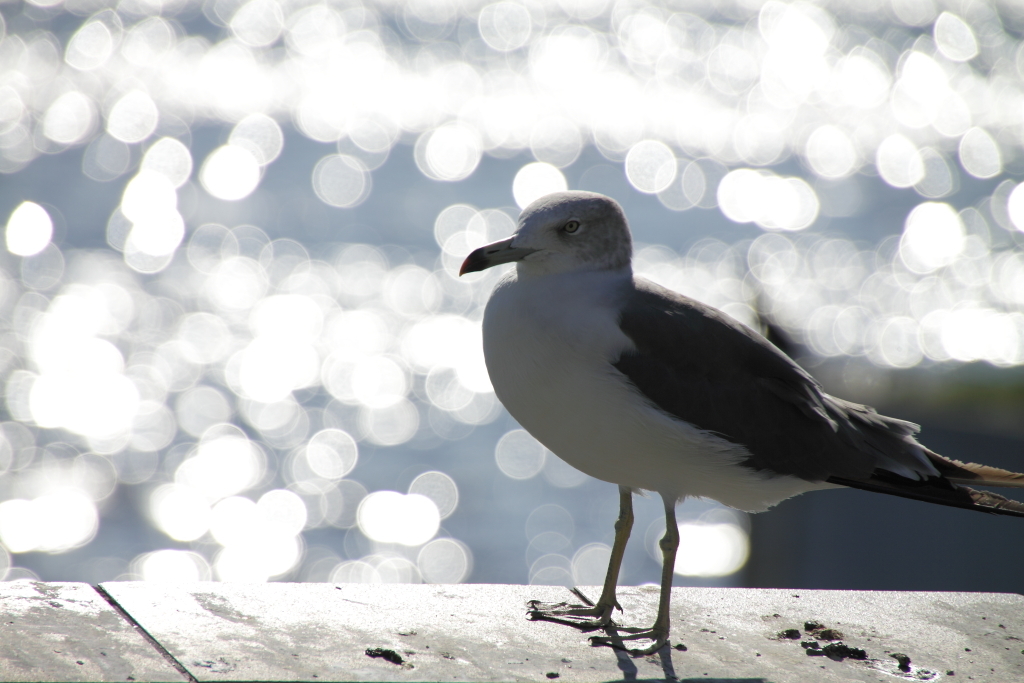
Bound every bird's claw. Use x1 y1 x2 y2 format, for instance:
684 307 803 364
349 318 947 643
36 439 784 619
526 602 617 629
526 589 617 630
527 588 664 654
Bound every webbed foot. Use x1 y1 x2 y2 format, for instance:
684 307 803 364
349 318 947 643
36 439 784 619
526 588 619 631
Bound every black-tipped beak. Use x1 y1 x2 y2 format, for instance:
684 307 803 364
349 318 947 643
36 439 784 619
459 237 536 276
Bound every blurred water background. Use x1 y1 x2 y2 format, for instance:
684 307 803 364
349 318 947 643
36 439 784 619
0 0 1022 594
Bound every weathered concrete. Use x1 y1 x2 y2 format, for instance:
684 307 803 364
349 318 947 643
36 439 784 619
0 581 186 682
98 582 1024 683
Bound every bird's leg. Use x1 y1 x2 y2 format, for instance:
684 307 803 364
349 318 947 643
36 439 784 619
527 486 633 629
590 485 635 617
591 495 679 655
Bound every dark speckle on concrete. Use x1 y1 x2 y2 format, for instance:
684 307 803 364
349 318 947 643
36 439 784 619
890 652 912 672
193 658 235 673
816 628 844 641
820 642 867 661
365 647 404 665
802 621 844 641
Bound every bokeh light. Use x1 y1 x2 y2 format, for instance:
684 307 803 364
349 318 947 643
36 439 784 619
495 429 547 480
141 138 193 188
1 0 1024 593
416 124 482 182
645 508 750 578
357 491 440 546
43 91 95 145
671 522 749 578
513 162 568 209
230 114 284 166
201 146 262 201
959 128 1001 180
718 169 819 231
934 12 978 62
408 471 459 519
625 141 677 194
478 2 533 52
136 550 212 582
572 543 611 586
106 91 158 144
900 203 965 274
312 155 371 208
5 202 53 257
0 490 98 553
804 126 857 180
418 538 471 584
877 135 924 189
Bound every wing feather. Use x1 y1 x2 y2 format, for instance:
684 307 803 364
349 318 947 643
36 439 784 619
614 276 1024 521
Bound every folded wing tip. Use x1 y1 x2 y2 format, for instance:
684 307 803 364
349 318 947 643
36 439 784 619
828 474 1024 519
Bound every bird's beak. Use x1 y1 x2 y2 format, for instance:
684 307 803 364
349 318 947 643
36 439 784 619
460 237 536 276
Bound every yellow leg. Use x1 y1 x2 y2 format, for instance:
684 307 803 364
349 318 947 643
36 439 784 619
591 495 679 655
527 486 634 628
595 485 634 614
649 496 679 648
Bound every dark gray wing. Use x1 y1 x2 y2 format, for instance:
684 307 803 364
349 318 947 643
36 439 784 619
613 278 933 483
614 279 1024 517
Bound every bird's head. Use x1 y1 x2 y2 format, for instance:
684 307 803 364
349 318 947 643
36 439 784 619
460 191 633 277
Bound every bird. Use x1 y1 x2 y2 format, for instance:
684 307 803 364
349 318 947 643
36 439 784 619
460 190 1024 656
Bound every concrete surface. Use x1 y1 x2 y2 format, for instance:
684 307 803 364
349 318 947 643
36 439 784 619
0 581 186 682
2 582 1021 682
96 583 1024 683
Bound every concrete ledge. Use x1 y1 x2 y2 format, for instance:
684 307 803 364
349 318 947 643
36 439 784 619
2 582 1022 682
0 582 184 682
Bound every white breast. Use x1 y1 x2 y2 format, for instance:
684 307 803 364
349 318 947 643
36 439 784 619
482 268 826 511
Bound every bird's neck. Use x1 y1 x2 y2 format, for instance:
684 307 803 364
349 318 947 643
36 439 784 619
515 262 634 283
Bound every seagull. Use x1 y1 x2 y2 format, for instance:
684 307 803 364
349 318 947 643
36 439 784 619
460 190 1024 655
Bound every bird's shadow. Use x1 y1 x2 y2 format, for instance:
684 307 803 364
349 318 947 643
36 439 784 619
598 626 765 683
529 590 766 683
603 680 768 683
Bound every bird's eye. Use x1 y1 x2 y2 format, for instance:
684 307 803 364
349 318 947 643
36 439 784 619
563 220 580 234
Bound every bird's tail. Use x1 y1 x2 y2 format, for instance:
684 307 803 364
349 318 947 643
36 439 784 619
828 449 1024 518
924 450 1024 488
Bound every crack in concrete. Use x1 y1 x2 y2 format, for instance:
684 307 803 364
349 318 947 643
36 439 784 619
92 584 198 683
